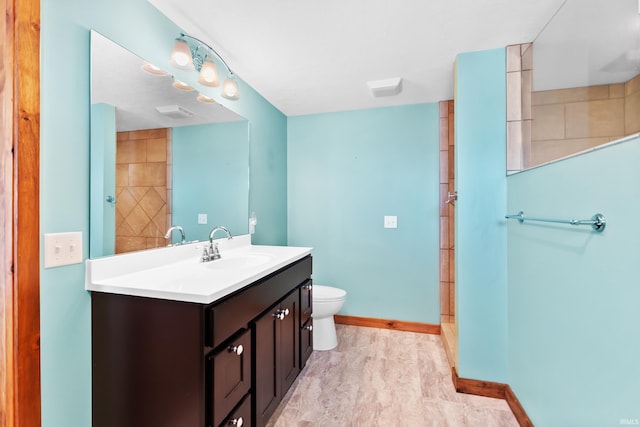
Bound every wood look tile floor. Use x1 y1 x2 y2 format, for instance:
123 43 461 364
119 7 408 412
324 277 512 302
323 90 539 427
266 325 519 427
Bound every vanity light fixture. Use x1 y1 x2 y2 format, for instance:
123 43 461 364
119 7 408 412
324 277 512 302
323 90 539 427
172 78 194 91
197 93 215 104
221 77 240 100
169 33 240 100
142 61 169 76
169 38 195 71
197 56 220 87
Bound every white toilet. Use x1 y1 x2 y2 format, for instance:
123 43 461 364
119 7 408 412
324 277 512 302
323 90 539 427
312 285 347 351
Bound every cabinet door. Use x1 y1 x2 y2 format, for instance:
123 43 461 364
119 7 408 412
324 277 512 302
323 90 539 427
279 290 300 395
208 329 251 427
254 303 280 427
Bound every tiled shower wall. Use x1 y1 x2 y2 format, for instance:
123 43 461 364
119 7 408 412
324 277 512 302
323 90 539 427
439 100 455 324
531 73 640 166
507 42 640 170
115 128 171 253
506 43 533 172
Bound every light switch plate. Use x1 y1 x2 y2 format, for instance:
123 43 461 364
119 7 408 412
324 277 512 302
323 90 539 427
44 232 83 268
384 216 398 229
198 213 208 224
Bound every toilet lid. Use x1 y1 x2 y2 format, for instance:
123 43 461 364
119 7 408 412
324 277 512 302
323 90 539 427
313 285 346 300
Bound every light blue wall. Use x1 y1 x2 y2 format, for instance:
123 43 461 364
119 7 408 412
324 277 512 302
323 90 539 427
287 104 440 323
89 103 116 257
507 135 640 426
454 49 508 382
40 0 287 425
172 121 250 242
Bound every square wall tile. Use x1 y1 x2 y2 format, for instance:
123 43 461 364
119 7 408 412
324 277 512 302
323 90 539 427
532 104 565 141
439 151 449 184
440 217 449 249
506 45 522 73
565 98 624 138
440 282 450 316
440 118 449 150
507 71 522 122
440 250 450 282
625 90 640 134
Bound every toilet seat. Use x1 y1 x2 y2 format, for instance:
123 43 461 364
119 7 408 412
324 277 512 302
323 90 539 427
313 285 346 302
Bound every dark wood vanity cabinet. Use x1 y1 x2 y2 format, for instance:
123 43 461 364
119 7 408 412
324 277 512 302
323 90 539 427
91 255 312 427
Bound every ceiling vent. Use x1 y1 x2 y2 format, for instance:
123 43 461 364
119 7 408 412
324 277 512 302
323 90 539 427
155 105 196 119
367 77 403 97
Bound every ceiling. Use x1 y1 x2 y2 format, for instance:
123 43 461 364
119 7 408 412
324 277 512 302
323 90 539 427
146 0 639 117
147 0 569 116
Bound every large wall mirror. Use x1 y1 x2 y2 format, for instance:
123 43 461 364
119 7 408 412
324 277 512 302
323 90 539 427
507 0 640 173
90 31 249 258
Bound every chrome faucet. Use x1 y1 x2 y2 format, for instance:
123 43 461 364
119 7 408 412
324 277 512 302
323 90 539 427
164 225 186 245
202 226 233 262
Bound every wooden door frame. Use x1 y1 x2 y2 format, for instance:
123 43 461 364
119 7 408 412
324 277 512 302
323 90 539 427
1 0 42 425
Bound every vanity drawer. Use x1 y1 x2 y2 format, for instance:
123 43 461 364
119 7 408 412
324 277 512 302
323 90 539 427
205 256 312 348
207 329 251 427
221 394 251 427
300 318 313 368
299 280 313 325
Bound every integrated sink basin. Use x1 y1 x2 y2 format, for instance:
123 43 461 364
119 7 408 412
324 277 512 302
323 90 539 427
205 252 275 270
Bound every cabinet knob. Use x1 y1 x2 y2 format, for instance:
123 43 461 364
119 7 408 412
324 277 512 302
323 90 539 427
228 344 244 356
303 283 313 290
273 308 290 320
305 324 313 331
228 416 243 427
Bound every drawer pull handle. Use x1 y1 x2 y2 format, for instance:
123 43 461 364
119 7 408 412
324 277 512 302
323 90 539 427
228 416 243 427
305 324 313 331
228 344 244 356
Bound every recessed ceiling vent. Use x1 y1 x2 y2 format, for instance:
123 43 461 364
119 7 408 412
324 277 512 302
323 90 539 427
155 105 196 119
367 77 403 97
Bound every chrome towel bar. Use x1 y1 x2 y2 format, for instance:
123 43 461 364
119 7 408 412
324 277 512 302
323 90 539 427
505 211 606 232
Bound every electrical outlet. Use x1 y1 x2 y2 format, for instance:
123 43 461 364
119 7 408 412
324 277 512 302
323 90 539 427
198 213 208 224
384 216 398 229
44 232 83 268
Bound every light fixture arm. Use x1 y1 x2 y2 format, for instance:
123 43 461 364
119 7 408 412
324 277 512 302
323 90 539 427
180 33 235 77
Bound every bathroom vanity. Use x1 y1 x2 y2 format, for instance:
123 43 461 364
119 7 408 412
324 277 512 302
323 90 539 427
86 236 313 427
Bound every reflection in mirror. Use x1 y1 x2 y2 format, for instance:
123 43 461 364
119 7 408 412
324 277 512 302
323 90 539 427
90 31 249 258
507 0 640 173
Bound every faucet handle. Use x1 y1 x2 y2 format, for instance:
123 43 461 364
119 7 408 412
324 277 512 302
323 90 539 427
201 246 210 262
212 243 221 260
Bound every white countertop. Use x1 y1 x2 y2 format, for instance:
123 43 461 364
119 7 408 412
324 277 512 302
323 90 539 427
85 235 312 304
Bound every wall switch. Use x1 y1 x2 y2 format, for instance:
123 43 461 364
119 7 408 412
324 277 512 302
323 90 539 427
198 213 208 224
44 232 83 268
384 216 398 229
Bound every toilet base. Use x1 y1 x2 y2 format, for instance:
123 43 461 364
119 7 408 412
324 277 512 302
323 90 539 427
312 315 338 351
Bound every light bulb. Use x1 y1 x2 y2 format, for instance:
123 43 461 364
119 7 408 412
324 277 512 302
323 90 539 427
169 39 195 71
198 59 219 87
221 77 240 100
197 93 215 103
172 79 194 91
